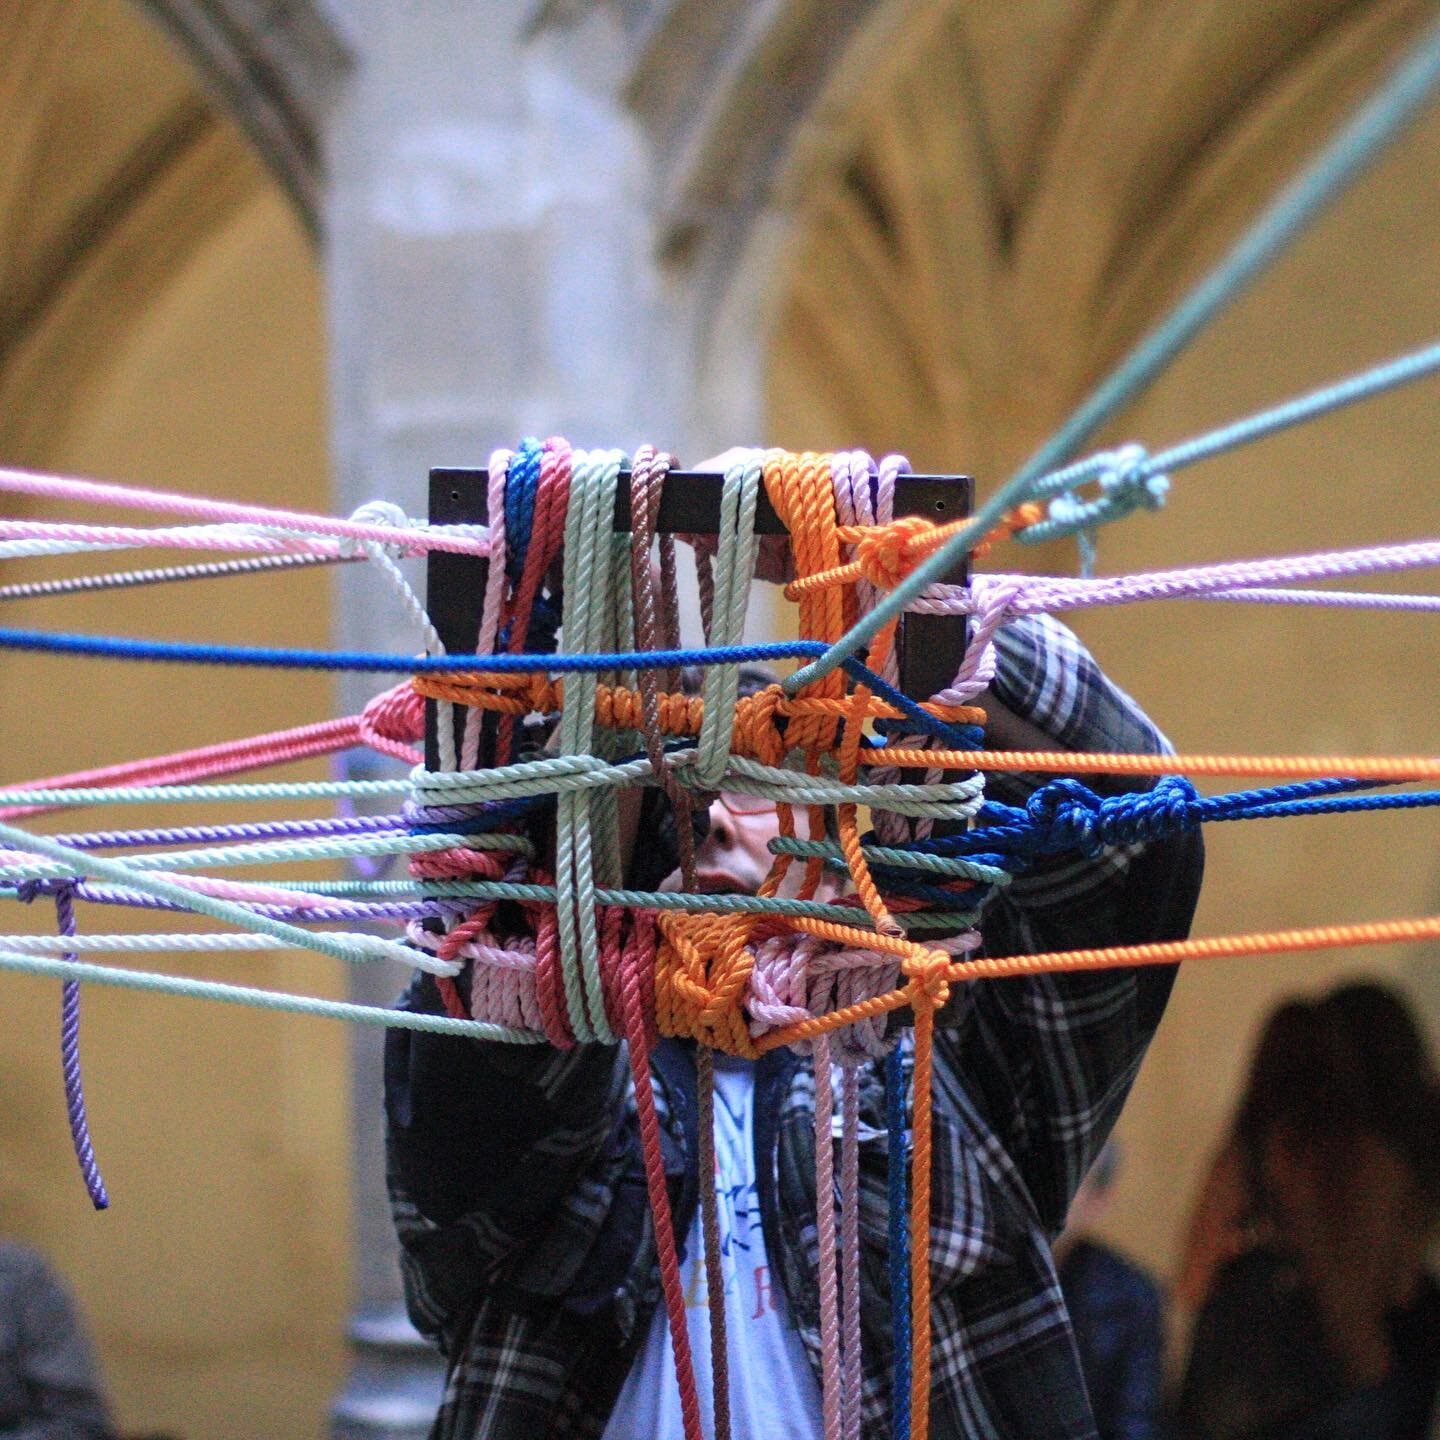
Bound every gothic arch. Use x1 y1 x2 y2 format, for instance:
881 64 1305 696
764 0 1435 474
135 0 352 234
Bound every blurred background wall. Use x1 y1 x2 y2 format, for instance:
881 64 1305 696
0 1 1435 1436
0 4 347 1438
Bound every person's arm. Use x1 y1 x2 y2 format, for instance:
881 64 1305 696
3 1248 113 1440
385 973 629 1342
945 613 1204 1233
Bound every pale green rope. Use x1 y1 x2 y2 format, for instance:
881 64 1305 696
0 830 529 881
554 449 626 1041
695 452 763 788
0 951 536 1040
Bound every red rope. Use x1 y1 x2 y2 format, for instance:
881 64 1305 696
620 934 704 1440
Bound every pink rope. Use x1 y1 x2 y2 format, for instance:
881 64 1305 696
0 703 420 821
839 1065 863 1440
460 449 513 770
0 520 343 557
0 466 490 557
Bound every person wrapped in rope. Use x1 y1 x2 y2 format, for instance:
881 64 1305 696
385 443 1204 1440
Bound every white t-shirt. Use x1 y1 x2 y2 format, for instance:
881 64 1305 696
603 1055 824 1440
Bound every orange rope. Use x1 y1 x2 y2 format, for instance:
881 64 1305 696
786 501 1045 598
754 911 1440 1054
413 677 1440 786
411 672 983 739
863 749 1440 782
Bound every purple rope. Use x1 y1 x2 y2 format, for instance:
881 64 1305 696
55 886 108 1210
1196 586 1440 610
813 1035 842 1440
52 812 405 851
965 538 1440 615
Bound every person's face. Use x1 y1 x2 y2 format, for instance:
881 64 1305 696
661 793 780 895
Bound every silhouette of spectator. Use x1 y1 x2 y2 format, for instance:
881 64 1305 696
0 1238 114 1440
1174 979 1440 1440
1056 1140 1167 1440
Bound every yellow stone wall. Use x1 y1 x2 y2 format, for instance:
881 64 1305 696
0 8 349 1438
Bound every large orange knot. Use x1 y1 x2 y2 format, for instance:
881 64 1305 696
854 516 936 589
902 949 953 1013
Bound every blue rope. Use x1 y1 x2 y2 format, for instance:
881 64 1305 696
504 437 541 584
0 627 827 673
0 627 991 754
911 776 1440 874
885 1044 912 1440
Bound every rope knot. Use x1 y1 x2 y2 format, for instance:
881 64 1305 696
901 951 951 1011
855 517 935 589
362 681 424 743
1099 444 1170 514
344 499 414 559
1025 778 1103 852
1102 775 1200 845
746 684 787 766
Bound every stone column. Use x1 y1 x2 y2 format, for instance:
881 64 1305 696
321 3 709 1432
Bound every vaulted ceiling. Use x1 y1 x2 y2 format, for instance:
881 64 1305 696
0 0 265 461
767 0 1437 477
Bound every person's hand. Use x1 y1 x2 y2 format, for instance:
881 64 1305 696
968 687 1061 751
684 449 794 585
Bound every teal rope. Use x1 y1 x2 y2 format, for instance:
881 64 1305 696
1 873 973 928
1018 337 1440 549
785 13 1440 693
768 835 1010 884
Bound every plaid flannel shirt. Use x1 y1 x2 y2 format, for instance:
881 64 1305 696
386 614 1205 1440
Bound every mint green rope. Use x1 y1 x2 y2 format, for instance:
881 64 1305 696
554 449 625 1042
695 452 763 788
0 831 529 882
0 951 536 1040
768 835 1009 884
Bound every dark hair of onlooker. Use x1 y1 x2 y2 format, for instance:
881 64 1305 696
1233 980 1440 1227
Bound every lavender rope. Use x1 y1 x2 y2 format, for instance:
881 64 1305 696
914 538 1440 616
53 811 407 851
1197 586 1440 611
55 886 109 1210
